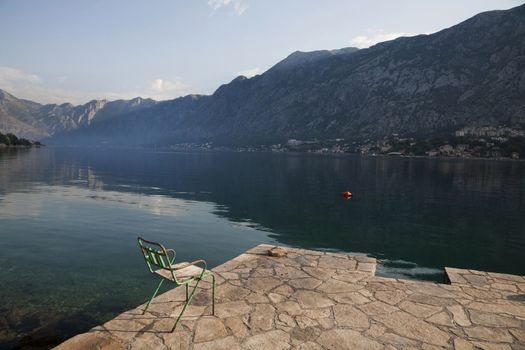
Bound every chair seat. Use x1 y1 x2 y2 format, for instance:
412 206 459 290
154 262 208 283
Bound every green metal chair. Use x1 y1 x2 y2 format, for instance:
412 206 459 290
137 237 215 331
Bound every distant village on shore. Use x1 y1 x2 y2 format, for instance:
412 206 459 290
2 126 524 160
166 126 525 160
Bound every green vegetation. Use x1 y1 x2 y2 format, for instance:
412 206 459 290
0 131 41 147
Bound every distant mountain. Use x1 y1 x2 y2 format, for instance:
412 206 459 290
0 89 155 140
48 94 208 146
0 90 47 139
2 4 524 147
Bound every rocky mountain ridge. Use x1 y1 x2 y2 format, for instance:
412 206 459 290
0 90 155 140
1 4 524 146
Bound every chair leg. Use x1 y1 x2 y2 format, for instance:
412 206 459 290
143 278 164 314
171 278 202 332
211 274 215 316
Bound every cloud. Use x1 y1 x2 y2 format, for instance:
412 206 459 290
232 1 248 15
208 0 232 10
0 65 193 105
149 78 189 94
236 67 261 78
0 66 41 84
208 0 248 15
350 31 415 49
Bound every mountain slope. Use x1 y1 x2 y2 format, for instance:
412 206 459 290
3 4 525 146
0 90 47 139
169 4 525 144
0 90 156 140
270 47 359 72
48 94 208 146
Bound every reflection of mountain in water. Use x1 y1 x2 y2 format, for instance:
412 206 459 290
2 148 524 276
1 147 525 348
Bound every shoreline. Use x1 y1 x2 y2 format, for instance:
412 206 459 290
0 144 44 149
33 144 525 162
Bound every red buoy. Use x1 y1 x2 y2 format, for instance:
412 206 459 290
342 191 353 199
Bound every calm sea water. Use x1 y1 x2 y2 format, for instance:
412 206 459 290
1 147 524 348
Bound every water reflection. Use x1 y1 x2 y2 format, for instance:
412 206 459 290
0 185 193 219
0 147 524 349
2 147 525 274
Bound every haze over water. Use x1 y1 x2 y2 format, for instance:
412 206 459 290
1 147 524 348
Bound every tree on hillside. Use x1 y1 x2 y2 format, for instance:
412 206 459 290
0 132 39 146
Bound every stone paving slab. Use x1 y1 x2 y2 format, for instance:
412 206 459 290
55 244 525 349
445 267 525 294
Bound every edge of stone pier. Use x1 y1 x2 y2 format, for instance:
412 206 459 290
55 244 525 350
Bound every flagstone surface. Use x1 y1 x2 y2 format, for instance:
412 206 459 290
55 244 525 349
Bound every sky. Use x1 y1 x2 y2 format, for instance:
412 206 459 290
0 0 522 105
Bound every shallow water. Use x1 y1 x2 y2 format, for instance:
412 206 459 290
1 147 524 348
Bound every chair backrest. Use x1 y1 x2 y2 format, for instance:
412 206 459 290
138 237 175 274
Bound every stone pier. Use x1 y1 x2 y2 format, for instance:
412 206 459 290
55 244 525 349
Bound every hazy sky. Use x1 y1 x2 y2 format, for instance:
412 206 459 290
0 0 522 104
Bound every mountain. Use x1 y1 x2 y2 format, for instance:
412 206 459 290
2 4 525 146
166 4 525 145
0 90 47 139
48 94 208 146
0 90 155 140
270 47 359 72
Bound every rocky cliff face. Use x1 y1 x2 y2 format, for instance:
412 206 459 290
0 90 155 140
46 94 208 146
2 4 524 146
168 4 525 144
0 90 46 139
